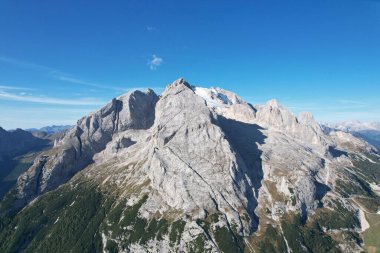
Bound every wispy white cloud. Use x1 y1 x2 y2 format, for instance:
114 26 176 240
53 74 129 91
148 54 163 70
0 84 34 91
0 56 56 72
0 89 105 106
0 56 165 93
146 26 158 32
0 56 131 91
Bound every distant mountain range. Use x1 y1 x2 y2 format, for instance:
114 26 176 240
324 121 380 147
26 125 72 134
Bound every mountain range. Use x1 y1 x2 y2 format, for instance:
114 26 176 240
324 121 380 148
26 125 72 135
0 78 379 253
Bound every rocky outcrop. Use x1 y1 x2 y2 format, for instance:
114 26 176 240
255 100 327 148
145 79 262 233
14 89 158 207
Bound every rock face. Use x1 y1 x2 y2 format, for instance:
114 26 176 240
1 78 380 253
15 89 158 208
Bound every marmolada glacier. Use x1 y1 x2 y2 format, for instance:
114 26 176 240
1 78 380 253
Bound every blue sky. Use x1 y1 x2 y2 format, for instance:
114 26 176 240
0 0 379 129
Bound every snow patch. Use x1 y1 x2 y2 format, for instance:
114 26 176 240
193 86 246 108
194 87 226 108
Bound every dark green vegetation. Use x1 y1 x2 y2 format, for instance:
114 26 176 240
275 200 362 253
256 225 287 253
0 180 245 253
103 195 175 250
336 153 380 202
351 154 380 184
169 219 186 245
281 213 342 253
355 196 380 213
0 184 169 253
213 226 244 253
334 153 380 252
0 183 106 253
195 212 244 253
316 200 360 230
189 234 206 253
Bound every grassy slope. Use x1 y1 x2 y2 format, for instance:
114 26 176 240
363 213 380 253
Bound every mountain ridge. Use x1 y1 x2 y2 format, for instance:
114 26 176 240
324 121 380 148
26 125 73 135
1 78 379 253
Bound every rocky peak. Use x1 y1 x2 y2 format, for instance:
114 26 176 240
265 99 282 109
298 111 315 124
165 77 192 91
255 100 327 147
255 99 298 129
14 88 159 209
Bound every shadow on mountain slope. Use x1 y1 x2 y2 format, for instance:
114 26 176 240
217 116 266 231
0 129 51 200
328 146 348 158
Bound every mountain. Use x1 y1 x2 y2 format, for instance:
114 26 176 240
0 128 50 199
1 78 380 253
26 125 72 138
0 128 50 157
325 121 380 148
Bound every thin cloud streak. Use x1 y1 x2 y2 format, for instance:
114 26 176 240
0 56 130 91
54 75 127 91
0 90 105 106
1 56 165 93
0 56 56 72
0 85 34 91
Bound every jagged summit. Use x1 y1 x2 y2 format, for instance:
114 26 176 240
265 98 282 108
1 78 379 253
165 77 192 90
